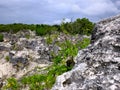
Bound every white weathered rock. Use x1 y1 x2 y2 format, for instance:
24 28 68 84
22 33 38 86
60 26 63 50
0 30 85 83
0 30 52 81
52 14 120 90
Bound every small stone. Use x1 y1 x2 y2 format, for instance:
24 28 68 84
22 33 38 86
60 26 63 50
109 85 117 90
109 79 114 84
113 75 120 81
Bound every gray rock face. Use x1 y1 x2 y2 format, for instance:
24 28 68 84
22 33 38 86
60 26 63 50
52 14 120 90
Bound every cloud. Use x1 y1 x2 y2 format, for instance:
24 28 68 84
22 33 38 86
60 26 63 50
44 18 71 25
0 0 119 24
80 0 119 16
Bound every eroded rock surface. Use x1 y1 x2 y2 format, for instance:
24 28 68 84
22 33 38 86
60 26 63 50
0 29 86 86
52 15 120 90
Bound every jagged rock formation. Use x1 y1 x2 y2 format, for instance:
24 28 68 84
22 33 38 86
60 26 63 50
0 30 52 80
52 14 120 90
0 29 86 84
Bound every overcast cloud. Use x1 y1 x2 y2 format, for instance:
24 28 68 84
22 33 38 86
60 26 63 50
0 0 120 24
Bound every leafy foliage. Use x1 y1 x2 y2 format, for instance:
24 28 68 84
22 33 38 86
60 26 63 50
77 38 90 49
0 18 94 36
5 56 10 61
60 18 94 35
21 74 47 90
19 37 90 90
0 33 3 42
3 78 20 90
36 24 49 36
0 23 36 33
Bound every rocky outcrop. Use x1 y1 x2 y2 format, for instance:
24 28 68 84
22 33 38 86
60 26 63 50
0 30 52 80
52 14 120 90
0 30 86 81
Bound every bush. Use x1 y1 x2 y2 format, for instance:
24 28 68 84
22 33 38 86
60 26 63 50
60 18 94 35
0 34 3 42
3 78 20 90
0 18 94 35
78 38 90 49
5 56 10 61
36 24 51 36
0 24 36 33
21 74 47 90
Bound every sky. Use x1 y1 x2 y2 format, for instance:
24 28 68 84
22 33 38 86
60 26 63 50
0 0 120 24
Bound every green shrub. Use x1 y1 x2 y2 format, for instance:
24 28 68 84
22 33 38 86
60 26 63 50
36 24 51 36
25 34 30 39
60 18 94 35
5 56 10 61
0 23 36 33
21 74 47 90
0 17 94 35
46 34 58 44
53 55 63 64
46 36 52 44
3 78 20 90
0 34 3 42
78 38 90 49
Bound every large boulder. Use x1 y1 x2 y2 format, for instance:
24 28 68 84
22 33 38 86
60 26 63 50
52 14 120 90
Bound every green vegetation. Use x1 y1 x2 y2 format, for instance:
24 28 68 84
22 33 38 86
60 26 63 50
36 24 49 36
21 65 68 90
25 34 31 39
3 77 20 90
60 18 94 35
0 18 94 36
0 33 3 42
21 74 47 90
3 37 90 90
1 17 93 90
5 56 10 61
46 34 58 44
0 23 36 33
20 39 81 89
77 38 90 49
